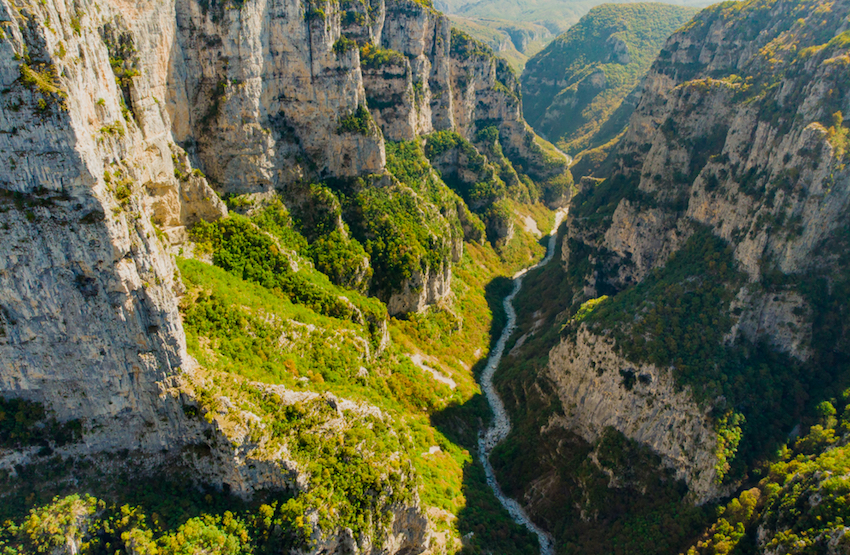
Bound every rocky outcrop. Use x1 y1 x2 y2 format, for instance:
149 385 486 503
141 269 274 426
166 0 566 312
386 260 452 315
358 9 567 181
172 0 386 192
546 327 720 501
0 0 225 455
182 372 430 554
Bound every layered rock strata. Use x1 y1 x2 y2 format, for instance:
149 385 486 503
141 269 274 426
541 0 850 503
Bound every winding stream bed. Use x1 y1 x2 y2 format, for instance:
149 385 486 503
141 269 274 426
477 208 567 555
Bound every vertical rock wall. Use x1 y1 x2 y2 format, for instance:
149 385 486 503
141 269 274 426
0 0 224 449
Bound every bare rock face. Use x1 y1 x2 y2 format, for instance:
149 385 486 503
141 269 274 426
0 0 224 454
386 260 452 315
171 0 386 192
547 327 721 502
358 3 567 182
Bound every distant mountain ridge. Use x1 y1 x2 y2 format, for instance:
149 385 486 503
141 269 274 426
439 0 709 70
521 2 699 157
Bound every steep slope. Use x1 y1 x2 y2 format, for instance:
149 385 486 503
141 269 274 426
0 0 570 551
682 398 850 554
521 2 698 156
492 0 850 552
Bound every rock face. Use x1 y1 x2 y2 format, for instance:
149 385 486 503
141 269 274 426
0 0 225 454
0 0 565 548
546 328 719 501
548 0 850 502
172 0 386 191
386 259 452 315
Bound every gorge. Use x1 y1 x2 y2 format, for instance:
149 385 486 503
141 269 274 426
477 207 567 555
1 0 850 553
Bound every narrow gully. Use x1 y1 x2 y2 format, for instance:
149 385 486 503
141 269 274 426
477 208 568 555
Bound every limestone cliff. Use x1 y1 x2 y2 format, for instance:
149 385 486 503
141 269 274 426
551 0 850 500
0 0 559 549
546 327 719 500
0 0 226 453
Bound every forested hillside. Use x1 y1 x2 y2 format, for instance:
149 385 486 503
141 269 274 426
522 3 698 157
441 0 707 71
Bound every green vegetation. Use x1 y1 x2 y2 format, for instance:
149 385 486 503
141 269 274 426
442 0 707 75
332 35 357 54
189 211 386 339
447 16 550 72
305 7 326 21
522 3 698 157
345 140 464 297
100 22 140 122
19 62 65 99
685 395 850 554
425 130 507 210
0 398 81 449
181 262 370 385
177 185 555 552
440 0 706 38
449 27 494 58
827 110 849 163
308 230 372 292
421 129 560 252
0 494 254 555
576 229 743 394
336 104 375 135
359 43 406 69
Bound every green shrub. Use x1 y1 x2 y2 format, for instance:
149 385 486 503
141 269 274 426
359 44 405 69
305 7 325 21
0 398 82 448
190 215 385 329
336 104 374 135
424 130 462 158
450 28 493 58
19 62 66 110
308 230 372 292
333 35 357 55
